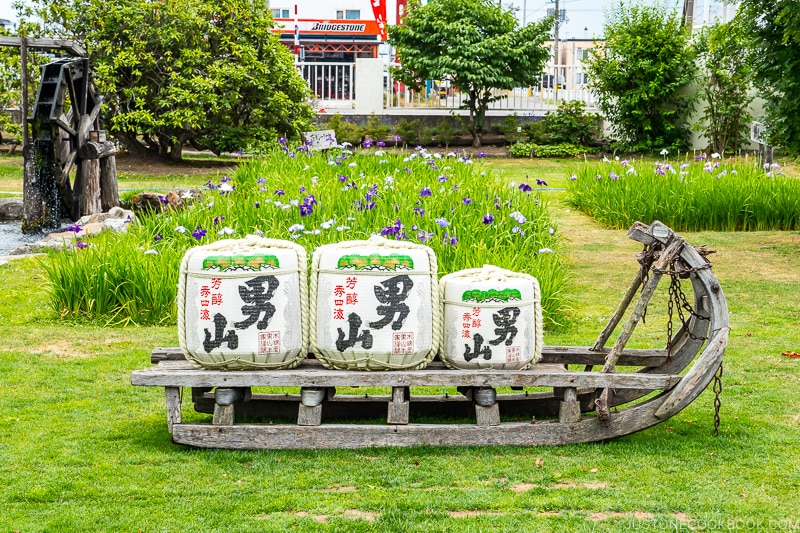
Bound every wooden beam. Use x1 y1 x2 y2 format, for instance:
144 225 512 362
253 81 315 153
0 36 86 56
132 360 680 390
150 346 669 367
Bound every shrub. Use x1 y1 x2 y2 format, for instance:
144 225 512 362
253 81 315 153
43 146 569 328
393 119 433 147
507 142 591 158
544 100 603 146
522 120 550 145
434 120 458 148
498 114 522 144
565 157 800 231
363 114 390 142
325 114 364 145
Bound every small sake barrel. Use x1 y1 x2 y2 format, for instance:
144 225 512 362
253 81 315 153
440 265 542 370
178 236 308 370
312 237 439 370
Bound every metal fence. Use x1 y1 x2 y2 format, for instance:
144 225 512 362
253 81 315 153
298 62 597 113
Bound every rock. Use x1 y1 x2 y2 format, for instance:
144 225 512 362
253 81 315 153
104 218 129 233
0 198 24 221
130 191 182 214
41 231 79 243
10 240 73 255
108 206 131 219
77 212 112 226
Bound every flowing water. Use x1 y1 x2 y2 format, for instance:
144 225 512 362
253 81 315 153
0 221 47 256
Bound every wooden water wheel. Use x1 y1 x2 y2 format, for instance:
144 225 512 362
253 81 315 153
25 56 118 230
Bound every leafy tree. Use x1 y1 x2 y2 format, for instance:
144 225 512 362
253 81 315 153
585 1 695 152
388 0 553 147
737 0 800 155
19 0 313 160
693 21 753 155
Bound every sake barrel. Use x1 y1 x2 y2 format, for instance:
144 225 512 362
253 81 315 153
178 236 308 370
440 265 542 370
311 236 439 370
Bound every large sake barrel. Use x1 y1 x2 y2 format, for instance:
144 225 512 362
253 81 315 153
439 265 542 370
311 236 439 370
178 236 308 369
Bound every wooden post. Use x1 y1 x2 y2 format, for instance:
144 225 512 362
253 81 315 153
592 267 645 352
473 387 500 427
595 237 685 423
212 388 240 426
297 387 324 426
100 155 119 211
558 387 581 424
20 36 28 147
387 386 410 425
165 387 182 434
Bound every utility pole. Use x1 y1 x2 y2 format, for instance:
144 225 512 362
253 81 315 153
553 0 560 105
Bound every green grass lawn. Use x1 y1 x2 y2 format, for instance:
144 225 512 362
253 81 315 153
1 153 799 531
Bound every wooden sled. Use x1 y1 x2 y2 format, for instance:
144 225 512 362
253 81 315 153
131 221 729 449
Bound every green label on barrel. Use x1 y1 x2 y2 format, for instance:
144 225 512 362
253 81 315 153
461 288 522 303
336 253 415 271
202 254 280 271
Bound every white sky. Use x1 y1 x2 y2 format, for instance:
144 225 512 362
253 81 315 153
0 0 17 24
1 0 722 38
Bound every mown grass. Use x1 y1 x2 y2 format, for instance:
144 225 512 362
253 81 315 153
2 150 800 529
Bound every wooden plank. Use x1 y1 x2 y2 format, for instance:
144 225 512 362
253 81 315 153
595 237 685 422
592 267 645 352
170 395 664 449
149 346 668 366
655 328 728 419
132 361 680 390
0 36 86 55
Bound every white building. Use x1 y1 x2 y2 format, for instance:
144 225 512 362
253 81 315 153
268 0 408 62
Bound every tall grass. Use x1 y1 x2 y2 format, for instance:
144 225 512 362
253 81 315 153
42 145 568 328
565 157 800 231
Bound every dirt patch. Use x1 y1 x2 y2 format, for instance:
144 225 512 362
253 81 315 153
510 483 537 492
321 486 357 493
33 340 90 359
293 511 328 523
343 509 378 521
115 152 238 176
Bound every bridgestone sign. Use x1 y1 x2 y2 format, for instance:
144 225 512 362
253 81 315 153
310 23 366 32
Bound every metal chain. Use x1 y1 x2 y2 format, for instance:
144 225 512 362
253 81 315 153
713 361 723 436
657 256 711 359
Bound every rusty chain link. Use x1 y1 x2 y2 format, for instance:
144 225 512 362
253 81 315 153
713 361 723 436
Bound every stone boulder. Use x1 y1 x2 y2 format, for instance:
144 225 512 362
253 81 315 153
0 198 23 221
